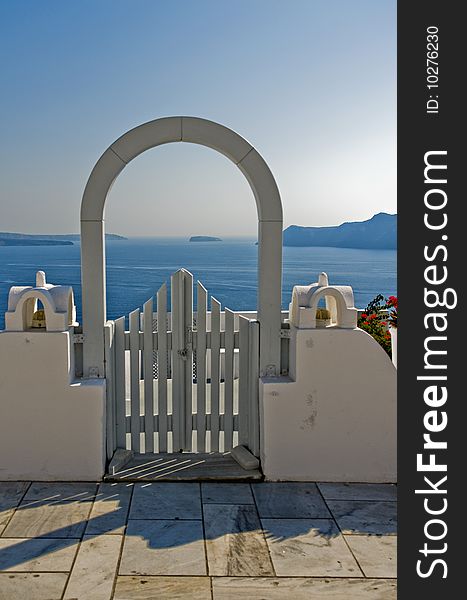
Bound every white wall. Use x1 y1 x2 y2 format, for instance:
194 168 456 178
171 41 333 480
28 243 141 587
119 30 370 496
0 312 396 483
260 327 397 482
0 330 106 481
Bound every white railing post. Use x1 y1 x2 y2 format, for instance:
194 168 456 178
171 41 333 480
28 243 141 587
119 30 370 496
81 220 106 378
257 220 283 376
104 321 116 460
248 320 260 457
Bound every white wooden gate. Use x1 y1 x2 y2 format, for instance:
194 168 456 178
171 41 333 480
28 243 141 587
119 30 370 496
104 269 260 460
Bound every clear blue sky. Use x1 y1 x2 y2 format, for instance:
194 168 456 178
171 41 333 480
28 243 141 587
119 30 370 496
0 0 396 236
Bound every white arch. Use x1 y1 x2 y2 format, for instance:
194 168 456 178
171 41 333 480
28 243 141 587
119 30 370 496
308 287 356 329
18 290 54 330
80 116 283 377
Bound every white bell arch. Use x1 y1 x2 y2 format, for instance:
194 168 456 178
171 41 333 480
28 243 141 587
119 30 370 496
80 116 283 378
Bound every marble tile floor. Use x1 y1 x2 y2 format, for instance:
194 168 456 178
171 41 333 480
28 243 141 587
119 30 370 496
0 481 397 599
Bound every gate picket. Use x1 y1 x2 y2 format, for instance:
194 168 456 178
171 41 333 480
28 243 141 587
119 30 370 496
238 315 250 447
129 308 141 452
157 283 168 452
224 308 235 450
183 270 194 451
114 316 126 449
196 283 208 452
210 298 221 452
143 298 154 453
171 269 184 452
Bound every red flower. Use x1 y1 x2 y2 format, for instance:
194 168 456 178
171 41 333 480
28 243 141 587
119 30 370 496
369 314 377 320
361 313 367 319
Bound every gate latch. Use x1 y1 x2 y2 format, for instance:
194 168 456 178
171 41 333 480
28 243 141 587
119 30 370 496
177 326 193 360
177 348 188 360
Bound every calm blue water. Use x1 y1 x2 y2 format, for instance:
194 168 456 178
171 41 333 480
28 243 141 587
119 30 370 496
0 238 396 329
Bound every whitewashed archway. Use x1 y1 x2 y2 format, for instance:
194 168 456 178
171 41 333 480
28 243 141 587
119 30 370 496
80 116 283 378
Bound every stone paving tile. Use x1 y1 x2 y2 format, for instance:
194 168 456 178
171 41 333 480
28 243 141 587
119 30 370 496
63 535 122 600
0 572 68 600
201 482 254 504
262 518 362 577
318 483 397 501
120 519 206 576
252 482 331 518
0 482 30 536
114 576 212 599
0 537 78 572
345 534 397 578
129 483 201 520
212 577 397 599
3 483 97 538
204 504 273 576
327 500 397 535
85 483 133 535
0 480 398 596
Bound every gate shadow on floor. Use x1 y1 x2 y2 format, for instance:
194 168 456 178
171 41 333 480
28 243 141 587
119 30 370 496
0 481 397 572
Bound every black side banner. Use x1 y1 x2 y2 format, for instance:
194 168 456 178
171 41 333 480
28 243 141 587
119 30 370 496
398 2 463 597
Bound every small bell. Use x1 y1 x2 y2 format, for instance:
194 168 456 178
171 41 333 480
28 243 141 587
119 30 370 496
31 309 46 328
315 307 331 328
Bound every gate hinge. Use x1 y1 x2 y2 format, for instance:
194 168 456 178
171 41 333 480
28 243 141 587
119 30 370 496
280 328 291 338
177 327 193 360
73 333 85 343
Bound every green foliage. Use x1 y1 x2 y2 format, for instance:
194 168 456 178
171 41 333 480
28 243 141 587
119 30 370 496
358 294 397 356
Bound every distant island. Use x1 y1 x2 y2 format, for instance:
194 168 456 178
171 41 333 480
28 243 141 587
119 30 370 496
189 236 222 242
283 213 396 250
0 238 73 247
0 232 127 246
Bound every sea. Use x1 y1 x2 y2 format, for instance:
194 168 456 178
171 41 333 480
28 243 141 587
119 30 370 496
0 238 396 329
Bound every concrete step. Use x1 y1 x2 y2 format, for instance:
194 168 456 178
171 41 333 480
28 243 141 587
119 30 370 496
105 451 263 482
